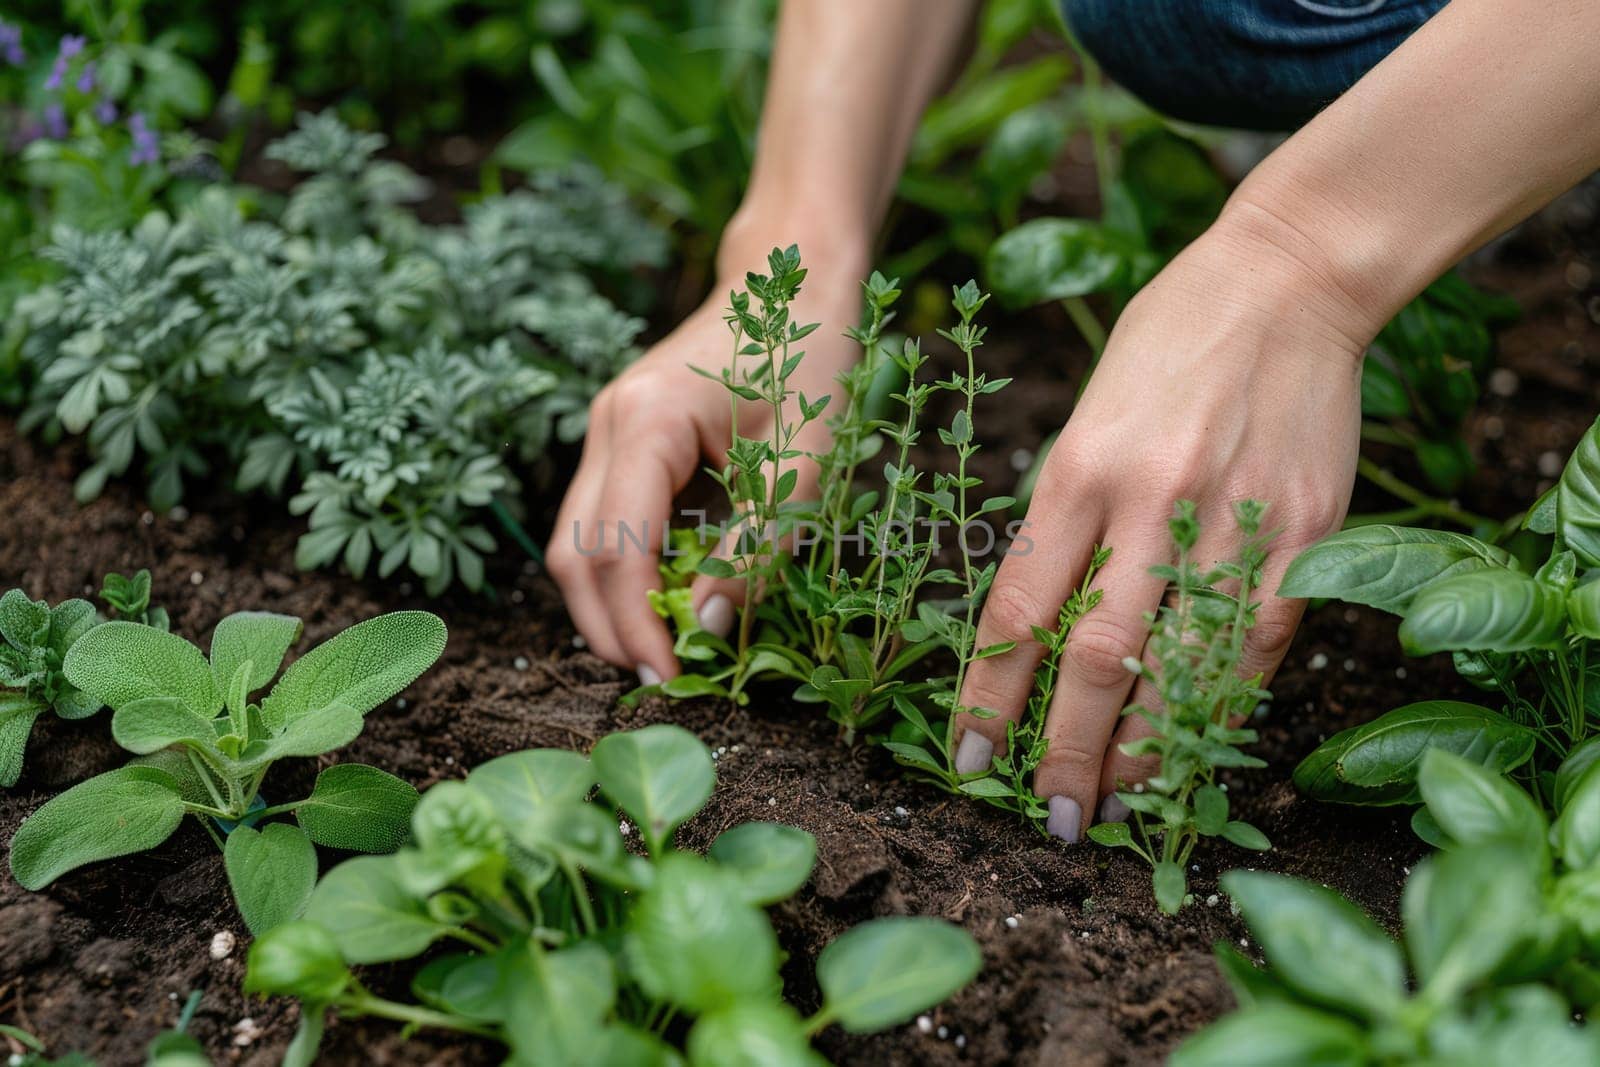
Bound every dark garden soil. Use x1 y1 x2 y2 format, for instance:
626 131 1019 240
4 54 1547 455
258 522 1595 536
2 189 1599 1066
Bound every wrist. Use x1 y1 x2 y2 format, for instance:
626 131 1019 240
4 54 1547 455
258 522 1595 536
1198 193 1392 356
717 195 873 293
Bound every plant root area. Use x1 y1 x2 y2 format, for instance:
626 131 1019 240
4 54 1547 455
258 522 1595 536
3 199 1599 1066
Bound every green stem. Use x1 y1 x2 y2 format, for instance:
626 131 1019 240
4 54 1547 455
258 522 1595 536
1355 457 1499 531
560 858 598 936
187 750 229 813
445 926 498 954
1062 296 1107 360
342 991 499 1040
489 498 544 566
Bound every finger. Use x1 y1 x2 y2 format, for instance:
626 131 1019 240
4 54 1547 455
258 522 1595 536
594 431 698 683
951 492 1105 775
547 431 628 666
1241 547 1308 688
1035 521 1171 842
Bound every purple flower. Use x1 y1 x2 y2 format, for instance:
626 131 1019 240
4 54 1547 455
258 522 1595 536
45 36 87 91
0 21 24 67
76 60 96 94
128 111 159 166
42 103 67 140
93 97 118 125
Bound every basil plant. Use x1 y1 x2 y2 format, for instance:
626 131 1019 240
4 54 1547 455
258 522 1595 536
1177 746 1600 1066
1282 412 1600 813
245 725 982 1067
8 609 446 935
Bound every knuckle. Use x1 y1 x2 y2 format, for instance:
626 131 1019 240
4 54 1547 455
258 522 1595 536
1242 607 1300 665
1106 751 1161 788
1064 616 1143 689
982 581 1049 643
1036 734 1103 781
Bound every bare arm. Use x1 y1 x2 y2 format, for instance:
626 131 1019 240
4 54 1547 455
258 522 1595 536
955 0 1600 841
549 0 978 682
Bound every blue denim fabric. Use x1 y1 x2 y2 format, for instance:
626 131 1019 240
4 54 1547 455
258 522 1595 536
1063 0 1451 130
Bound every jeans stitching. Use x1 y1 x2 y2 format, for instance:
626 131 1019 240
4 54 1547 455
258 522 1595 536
1290 0 1390 15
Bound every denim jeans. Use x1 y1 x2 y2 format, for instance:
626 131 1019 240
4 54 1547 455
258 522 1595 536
1063 0 1450 130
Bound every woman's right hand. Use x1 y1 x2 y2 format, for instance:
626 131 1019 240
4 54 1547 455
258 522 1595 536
546 242 869 686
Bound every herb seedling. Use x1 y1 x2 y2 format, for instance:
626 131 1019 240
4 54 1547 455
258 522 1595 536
1088 501 1274 914
100 568 168 629
1176 746 1600 1065
1282 412 1600 814
244 724 981 1065
0 588 100 787
8 609 445 934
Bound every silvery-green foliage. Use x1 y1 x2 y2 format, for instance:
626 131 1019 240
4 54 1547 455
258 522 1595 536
14 112 664 592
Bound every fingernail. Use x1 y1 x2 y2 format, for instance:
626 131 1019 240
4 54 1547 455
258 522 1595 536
1046 796 1083 844
953 732 994 775
1099 794 1130 824
697 594 734 638
637 664 662 687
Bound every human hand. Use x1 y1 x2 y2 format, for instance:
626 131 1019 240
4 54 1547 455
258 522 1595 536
951 207 1376 843
547 245 868 685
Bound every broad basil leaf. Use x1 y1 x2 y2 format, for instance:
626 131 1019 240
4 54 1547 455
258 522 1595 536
1555 761 1600 869
210 612 303 698
1399 569 1566 655
1403 844 1542 1002
225 822 318 934
466 748 594 826
591 724 714 855
1221 870 1405 1021
62 621 221 717
1280 526 1514 616
260 611 446 727
815 916 982 1033
244 920 351 1003
1569 575 1600 639
984 217 1130 307
502 942 617 1065
1418 749 1547 858
1558 414 1600 567
1294 701 1534 805
9 765 186 889
295 764 418 853
1556 737 1600 813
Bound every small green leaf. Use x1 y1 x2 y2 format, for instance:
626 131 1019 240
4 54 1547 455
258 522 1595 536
592 725 714 855
0 589 48 649
687 1001 824 1067
296 764 418 853
0 693 45 788
63 621 221 717
707 822 817 905
1556 761 1600 869
815 916 981 1033
466 748 594 827
110 696 220 755
1087 822 1133 847
235 704 363 770
503 941 617 1063
260 611 446 727
1222 870 1405 1021
209 612 303 698
1403 844 1541 1002
1558 415 1600 567
1193 784 1228 835
10 766 186 889
244 920 351 1002
627 853 779 1013
1154 860 1187 915
1169 1003 1368 1067
1221 821 1271 851
226 823 318 934
303 855 448 964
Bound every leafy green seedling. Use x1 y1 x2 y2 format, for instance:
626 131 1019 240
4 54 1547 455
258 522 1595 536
1283 412 1600 816
1177 746 1600 1065
244 724 980 1065
100 569 169 630
8 610 445 934
1088 501 1274 913
0 589 101 788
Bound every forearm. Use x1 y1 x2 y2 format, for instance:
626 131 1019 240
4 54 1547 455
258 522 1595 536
1225 0 1600 341
719 0 979 275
